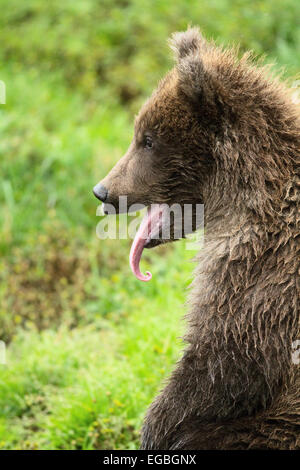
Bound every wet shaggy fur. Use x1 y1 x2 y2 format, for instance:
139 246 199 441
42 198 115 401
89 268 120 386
97 28 300 449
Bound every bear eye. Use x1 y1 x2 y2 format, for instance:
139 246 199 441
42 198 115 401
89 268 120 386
144 136 153 150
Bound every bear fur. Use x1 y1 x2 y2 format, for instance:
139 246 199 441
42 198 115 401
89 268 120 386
95 28 300 449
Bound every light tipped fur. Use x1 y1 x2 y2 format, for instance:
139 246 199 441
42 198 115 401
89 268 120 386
169 26 203 60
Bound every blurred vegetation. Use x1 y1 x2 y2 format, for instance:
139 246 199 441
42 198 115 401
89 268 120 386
0 0 299 449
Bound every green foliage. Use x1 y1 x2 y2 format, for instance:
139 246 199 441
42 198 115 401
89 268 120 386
0 0 298 450
0 243 190 449
0 0 298 109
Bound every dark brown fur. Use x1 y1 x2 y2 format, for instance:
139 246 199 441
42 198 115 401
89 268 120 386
95 28 300 449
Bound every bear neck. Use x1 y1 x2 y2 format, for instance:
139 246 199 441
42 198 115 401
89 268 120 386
195 106 299 307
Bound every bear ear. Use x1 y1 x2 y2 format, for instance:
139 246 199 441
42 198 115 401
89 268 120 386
176 54 207 102
169 27 216 103
169 26 204 60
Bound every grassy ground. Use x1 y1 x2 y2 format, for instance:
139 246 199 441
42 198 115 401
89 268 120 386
0 0 299 449
0 243 192 449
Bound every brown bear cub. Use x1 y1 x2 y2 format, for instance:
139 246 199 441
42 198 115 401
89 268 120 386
93 28 300 449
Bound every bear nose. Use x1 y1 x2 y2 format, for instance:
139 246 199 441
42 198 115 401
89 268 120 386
93 183 108 202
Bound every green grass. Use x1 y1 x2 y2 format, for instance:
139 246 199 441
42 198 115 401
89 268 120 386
0 242 193 449
0 0 299 450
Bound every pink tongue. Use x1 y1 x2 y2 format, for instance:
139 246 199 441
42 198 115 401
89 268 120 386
129 205 163 281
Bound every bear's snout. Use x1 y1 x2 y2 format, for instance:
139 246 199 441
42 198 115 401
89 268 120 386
93 183 108 202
